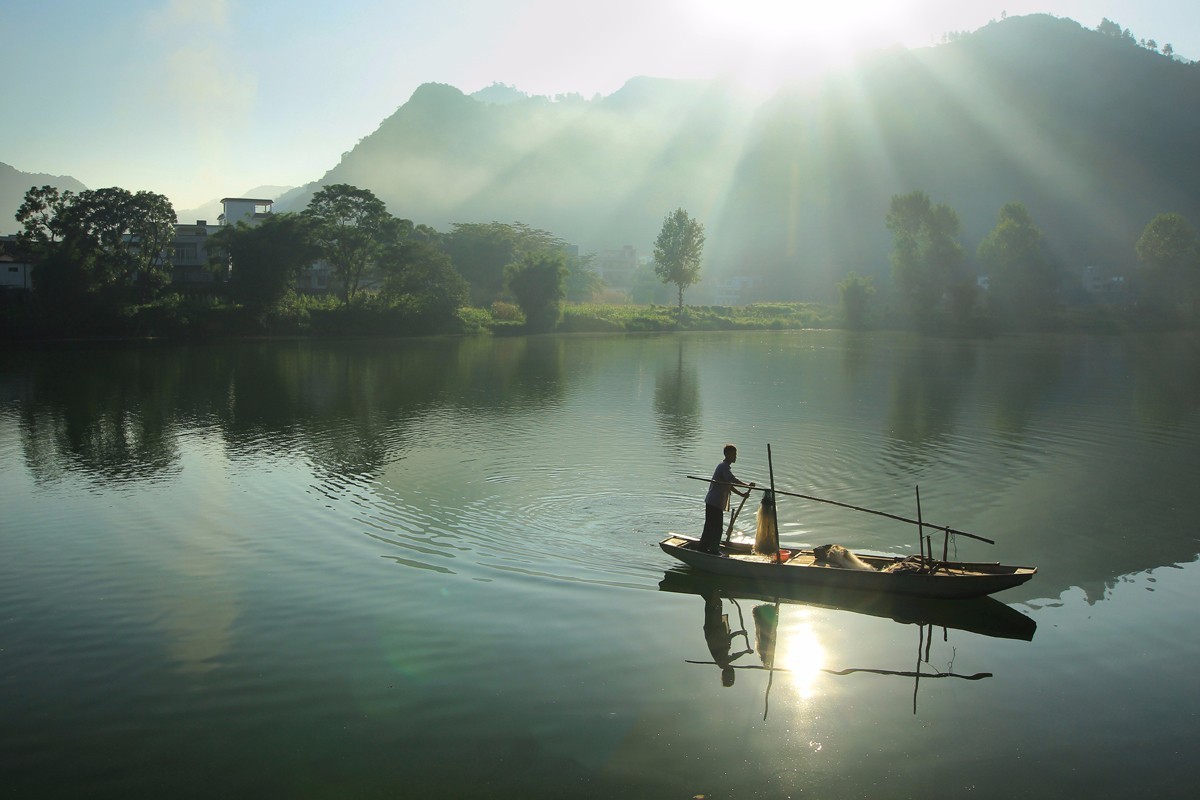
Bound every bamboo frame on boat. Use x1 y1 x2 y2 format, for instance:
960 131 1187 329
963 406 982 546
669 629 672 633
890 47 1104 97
686 475 995 545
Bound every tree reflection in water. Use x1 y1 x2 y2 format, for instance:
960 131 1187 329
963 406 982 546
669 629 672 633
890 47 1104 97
654 341 701 451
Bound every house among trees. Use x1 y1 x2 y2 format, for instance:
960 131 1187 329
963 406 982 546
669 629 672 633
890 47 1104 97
171 198 276 286
593 246 638 291
711 275 760 306
0 234 34 295
1082 265 1130 305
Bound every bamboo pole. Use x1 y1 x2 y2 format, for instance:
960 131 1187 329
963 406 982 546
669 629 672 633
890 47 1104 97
916 486 925 569
685 476 995 545
767 444 781 563
723 491 750 545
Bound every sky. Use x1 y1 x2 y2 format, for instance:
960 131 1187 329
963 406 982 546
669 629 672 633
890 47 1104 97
3 0 1197 213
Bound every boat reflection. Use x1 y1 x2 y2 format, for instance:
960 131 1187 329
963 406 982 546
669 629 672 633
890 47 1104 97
660 567 1036 716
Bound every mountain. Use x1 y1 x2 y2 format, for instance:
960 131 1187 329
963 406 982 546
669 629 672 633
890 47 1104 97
0 163 87 235
470 82 532 105
276 14 1200 301
175 185 296 225
714 14 1200 298
274 76 759 257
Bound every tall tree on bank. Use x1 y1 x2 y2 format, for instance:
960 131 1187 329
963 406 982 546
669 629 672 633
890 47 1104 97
654 208 705 313
16 184 176 312
838 272 875 329
303 184 395 305
977 202 1057 317
378 235 469 329
211 213 319 311
885 190 968 322
1135 212 1199 313
440 222 590 306
505 251 568 332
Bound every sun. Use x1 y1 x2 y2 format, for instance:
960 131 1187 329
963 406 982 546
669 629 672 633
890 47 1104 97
691 0 914 91
695 0 903 43
775 619 827 699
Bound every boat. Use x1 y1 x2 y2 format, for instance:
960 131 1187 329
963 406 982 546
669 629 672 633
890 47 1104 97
659 534 1037 600
675 445 1038 600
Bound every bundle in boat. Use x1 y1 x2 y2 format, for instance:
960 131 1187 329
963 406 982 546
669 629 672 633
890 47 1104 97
752 491 778 556
813 543 930 574
813 543 875 570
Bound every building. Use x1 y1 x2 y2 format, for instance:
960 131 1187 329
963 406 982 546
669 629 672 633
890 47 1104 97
710 275 761 306
218 198 274 227
592 246 638 290
171 220 217 285
0 235 34 294
170 197 277 286
1082 265 1129 305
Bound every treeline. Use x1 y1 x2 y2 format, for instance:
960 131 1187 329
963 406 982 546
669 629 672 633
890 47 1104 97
836 190 1200 333
4 183 606 338
6 182 1199 340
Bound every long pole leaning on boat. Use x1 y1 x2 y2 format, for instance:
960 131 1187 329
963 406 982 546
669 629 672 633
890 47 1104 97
684 475 996 545
767 444 782 563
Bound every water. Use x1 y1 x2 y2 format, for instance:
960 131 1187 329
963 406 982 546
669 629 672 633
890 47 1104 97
3 331 1199 798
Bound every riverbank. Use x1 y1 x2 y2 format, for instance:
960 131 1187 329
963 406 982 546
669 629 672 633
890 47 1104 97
2 292 1192 341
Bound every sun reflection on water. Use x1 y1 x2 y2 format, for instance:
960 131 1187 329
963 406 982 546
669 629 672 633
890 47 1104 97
757 608 827 700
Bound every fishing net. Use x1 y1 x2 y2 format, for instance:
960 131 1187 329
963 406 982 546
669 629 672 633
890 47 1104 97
752 490 778 556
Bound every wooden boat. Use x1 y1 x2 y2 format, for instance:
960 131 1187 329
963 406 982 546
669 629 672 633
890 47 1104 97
659 534 1038 600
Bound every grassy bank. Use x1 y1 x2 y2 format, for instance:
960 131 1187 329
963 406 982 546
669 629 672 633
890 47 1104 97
4 291 1193 341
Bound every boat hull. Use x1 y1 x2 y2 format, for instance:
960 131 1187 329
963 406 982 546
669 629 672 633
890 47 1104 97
660 535 1037 600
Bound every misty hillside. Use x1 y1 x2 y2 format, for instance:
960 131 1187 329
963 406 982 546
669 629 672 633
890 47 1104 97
275 76 759 253
277 13 1200 301
0 163 87 235
717 13 1200 298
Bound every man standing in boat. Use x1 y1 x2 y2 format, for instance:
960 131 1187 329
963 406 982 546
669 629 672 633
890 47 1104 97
700 444 755 554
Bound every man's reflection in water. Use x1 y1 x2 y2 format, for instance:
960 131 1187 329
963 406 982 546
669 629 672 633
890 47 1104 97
701 587 753 686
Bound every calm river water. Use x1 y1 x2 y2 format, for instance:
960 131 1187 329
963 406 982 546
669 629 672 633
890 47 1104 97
3 331 1199 799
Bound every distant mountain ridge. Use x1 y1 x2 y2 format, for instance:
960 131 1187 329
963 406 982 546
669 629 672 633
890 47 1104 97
0 163 87 235
8 14 1199 302
0 163 292 234
276 13 1200 300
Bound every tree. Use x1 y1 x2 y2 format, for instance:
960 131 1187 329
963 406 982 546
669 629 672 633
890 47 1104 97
631 263 671 304
441 221 570 306
504 252 567 332
977 202 1058 316
17 184 176 312
838 272 875 329
378 237 469 327
653 208 705 313
564 253 603 302
1135 212 1199 311
211 213 319 310
14 186 66 248
885 190 967 321
303 184 395 305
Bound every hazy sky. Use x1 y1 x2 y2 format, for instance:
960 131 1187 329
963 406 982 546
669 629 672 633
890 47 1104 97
4 1 1197 212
